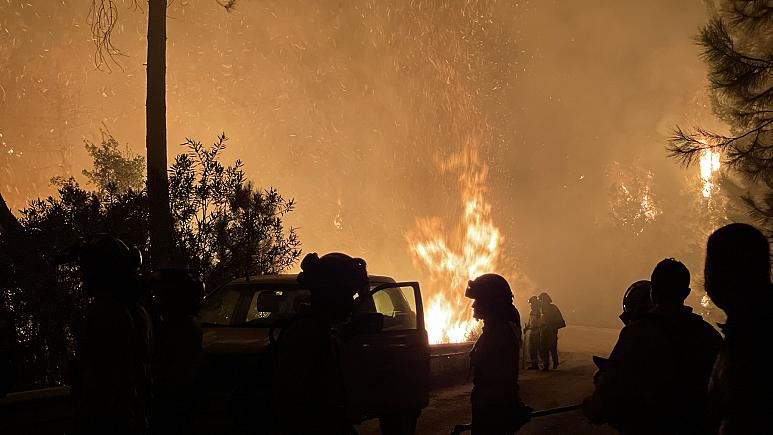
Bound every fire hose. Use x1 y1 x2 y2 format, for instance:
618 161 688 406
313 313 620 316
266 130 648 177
449 403 583 435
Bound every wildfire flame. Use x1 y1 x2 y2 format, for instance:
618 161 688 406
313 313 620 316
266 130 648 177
609 162 660 235
699 148 721 199
404 1 506 344
408 147 503 344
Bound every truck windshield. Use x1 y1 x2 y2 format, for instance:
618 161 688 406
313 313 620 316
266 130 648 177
199 284 310 327
199 280 398 327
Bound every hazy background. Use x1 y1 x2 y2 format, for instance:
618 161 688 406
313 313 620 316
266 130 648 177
0 0 733 327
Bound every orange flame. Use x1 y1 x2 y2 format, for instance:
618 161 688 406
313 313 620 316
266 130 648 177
699 149 721 199
695 135 721 199
407 146 503 344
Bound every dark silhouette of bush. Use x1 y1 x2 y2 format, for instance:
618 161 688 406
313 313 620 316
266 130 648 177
0 131 301 390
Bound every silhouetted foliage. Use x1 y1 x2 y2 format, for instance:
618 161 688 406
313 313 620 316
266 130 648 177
15 178 150 391
169 134 301 288
0 132 300 390
669 1 773 234
81 128 146 196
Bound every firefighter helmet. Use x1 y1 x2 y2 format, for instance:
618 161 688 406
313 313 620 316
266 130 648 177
620 280 653 324
465 273 513 302
297 252 369 297
79 233 141 278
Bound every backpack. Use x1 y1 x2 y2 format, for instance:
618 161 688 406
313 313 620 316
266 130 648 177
544 304 566 329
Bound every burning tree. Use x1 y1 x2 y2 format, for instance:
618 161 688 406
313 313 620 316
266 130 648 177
607 162 661 236
669 1 773 235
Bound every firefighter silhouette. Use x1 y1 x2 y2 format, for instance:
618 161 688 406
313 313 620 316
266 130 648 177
151 269 204 434
271 252 368 434
705 223 773 434
592 280 655 376
466 273 531 435
73 234 152 435
584 258 721 434
537 292 565 371
523 296 542 370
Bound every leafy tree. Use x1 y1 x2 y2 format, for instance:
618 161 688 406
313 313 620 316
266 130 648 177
0 132 300 389
12 179 149 390
669 1 773 234
89 0 235 269
81 128 146 197
170 134 301 288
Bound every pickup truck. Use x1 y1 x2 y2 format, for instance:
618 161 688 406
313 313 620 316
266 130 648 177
198 274 430 433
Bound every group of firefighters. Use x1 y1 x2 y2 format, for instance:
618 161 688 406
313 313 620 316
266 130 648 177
463 222 773 434
523 293 565 371
3 221 771 434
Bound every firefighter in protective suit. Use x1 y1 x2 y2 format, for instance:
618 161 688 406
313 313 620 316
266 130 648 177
583 259 721 434
467 274 531 435
704 223 773 434
73 234 152 435
523 296 542 370
591 280 654 375
271 252 368 434
537 292 565 371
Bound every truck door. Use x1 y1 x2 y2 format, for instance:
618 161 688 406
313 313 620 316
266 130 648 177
340 282 430 422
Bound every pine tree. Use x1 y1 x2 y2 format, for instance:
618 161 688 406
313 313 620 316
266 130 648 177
669 1 773 234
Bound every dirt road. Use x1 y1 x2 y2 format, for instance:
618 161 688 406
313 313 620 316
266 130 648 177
357 326 621 435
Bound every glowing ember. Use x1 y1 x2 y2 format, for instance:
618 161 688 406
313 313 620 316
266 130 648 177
699 149 721 198
408 148 502 344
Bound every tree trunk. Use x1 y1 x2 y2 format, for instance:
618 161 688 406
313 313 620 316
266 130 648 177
146 0 174 269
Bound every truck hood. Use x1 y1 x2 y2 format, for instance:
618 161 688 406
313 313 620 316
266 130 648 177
202 327 272 356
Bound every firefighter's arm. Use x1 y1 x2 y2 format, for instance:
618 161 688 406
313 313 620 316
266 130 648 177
583 325 640 424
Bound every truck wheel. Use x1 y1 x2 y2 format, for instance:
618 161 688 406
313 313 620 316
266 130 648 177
378 410 420 435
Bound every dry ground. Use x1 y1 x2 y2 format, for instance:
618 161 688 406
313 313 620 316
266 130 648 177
357 325 621 435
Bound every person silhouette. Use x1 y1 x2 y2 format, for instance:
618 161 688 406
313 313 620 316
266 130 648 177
271 252 368 434
583 258 721 434
466 274 531 435
73 234 152 435
150 269 204 434
524 296 542 370
591 280 655 380
704 223 773 434
537 292 565 371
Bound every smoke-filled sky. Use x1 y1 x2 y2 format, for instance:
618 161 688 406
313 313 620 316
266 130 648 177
1 0 733 326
